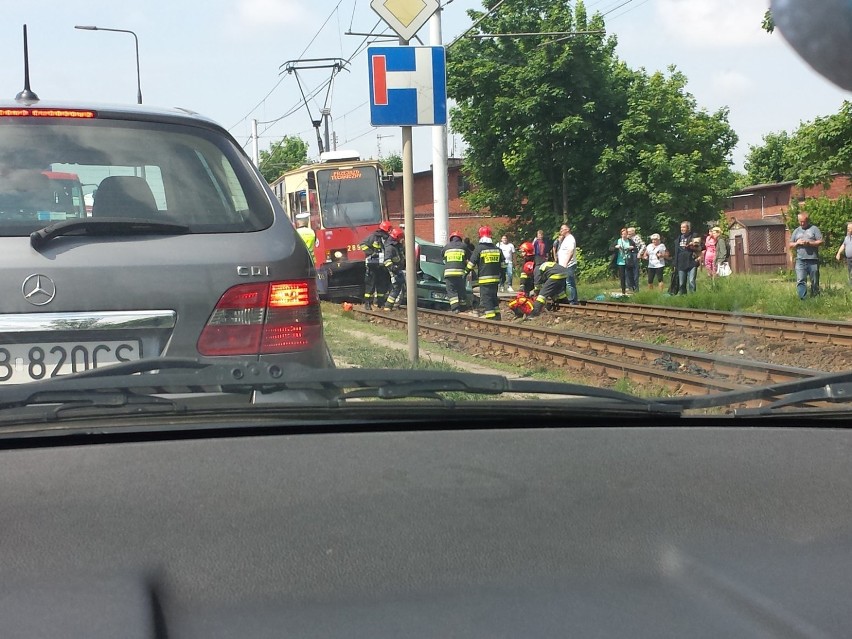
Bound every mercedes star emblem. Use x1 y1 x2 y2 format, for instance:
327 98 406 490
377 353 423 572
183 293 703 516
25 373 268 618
22 274 57 306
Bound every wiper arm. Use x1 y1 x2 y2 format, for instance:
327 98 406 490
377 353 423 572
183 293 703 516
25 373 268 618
657 370 852 413
31 218 191 249
0 358 681 415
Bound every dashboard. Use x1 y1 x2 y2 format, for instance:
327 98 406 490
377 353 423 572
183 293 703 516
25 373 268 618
1 418 851 637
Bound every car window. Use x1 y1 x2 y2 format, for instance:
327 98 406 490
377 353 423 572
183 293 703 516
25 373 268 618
0 118 272 234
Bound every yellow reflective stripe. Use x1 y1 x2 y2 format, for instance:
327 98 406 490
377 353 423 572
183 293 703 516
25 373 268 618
479 277 500 284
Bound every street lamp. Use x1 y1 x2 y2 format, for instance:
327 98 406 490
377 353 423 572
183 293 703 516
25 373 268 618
75 25 142 104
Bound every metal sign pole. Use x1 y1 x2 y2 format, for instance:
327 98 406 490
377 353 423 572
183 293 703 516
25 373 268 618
400 37 419 364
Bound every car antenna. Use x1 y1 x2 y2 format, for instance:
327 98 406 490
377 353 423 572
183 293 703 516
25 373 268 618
15 24 40 103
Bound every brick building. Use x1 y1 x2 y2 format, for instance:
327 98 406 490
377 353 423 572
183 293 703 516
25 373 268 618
383 158 511 242
723 174 851 223
722 174 851 272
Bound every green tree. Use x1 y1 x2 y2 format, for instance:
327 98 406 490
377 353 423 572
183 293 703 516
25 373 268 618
258 135 309 183
744 130 793 185
448 0 632 245
785 101 852 187
788 195 852 252
447 0 737 255
596 67 738 248
381 153 403 174
761 9 774 33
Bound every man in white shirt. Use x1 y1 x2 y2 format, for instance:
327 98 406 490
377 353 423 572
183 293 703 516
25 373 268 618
497 235 516 291
556 225 578 305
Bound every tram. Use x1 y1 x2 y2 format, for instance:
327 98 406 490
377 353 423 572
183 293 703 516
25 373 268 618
270 151 387 299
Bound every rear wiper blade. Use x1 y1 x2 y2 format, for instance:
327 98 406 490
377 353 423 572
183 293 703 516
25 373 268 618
657 370 852 413
31 218 190 249
0 358 681 414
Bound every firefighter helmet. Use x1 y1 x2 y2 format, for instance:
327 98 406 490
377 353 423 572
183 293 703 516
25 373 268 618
478 225 492 239
519 241 534 257
379 220 392 233
389 228 404 241
449 230 463 241
523 260 535 276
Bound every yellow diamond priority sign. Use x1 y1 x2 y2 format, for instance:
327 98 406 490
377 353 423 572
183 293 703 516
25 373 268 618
371 0 439 42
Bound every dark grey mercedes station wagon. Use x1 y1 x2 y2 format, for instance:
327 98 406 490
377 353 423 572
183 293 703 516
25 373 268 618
0 101 329 386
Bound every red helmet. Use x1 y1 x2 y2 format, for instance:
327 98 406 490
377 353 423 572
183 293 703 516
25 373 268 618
478 225 492 239
379 220 392 233
389 228 404 241
519 241 534 257
449 230 463 241
523 261 535 276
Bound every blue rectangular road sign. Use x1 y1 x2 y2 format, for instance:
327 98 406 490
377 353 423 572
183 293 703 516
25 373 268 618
368 46 447 127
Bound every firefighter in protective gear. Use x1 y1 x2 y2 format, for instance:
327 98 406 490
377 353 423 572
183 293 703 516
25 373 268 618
518 241 537 296
358 220 393 310
466 226 504 320
383 227 405 311
520 257 537 296
508 291 535 318
295 213 316 262
443 230 469 313
529 261 570 317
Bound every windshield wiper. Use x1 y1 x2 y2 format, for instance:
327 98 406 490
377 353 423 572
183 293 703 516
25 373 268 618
0 357 681 415
30 218 191 249
657 370 852 414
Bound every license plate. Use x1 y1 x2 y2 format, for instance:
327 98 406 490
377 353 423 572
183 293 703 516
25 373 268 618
430 291 448 301
0 340 142 384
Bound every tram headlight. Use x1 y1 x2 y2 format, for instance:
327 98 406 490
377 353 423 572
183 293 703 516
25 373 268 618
333 250 344 260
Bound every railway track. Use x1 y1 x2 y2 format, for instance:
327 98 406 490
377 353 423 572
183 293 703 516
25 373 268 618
355 307 822 397
559 300 852 347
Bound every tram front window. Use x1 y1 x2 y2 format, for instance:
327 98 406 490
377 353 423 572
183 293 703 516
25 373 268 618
316 166 382 228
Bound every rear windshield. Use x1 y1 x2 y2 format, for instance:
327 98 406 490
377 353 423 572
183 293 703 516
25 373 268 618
0 116 273 235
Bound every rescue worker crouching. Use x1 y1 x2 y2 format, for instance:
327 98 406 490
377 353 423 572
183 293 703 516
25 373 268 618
466 225 504 320
529 261 570 317
383 227 405 311
509 291 535 318
443 230 469 313
518 241 537 296
358 220 392 310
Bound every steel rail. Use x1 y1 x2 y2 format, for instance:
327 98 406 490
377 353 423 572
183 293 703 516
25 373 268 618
562 301 852 347
354 309 819 396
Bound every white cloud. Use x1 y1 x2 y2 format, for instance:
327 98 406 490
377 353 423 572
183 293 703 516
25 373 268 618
711 69 751 95
234 0 307 28
657 0 771 48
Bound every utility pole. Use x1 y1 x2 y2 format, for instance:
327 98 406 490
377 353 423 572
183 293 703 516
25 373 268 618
377 133 394 158
431 2 449 246
251 119 259 167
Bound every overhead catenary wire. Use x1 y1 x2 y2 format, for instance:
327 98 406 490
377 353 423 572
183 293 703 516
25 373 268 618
229 0 345 131
244 18 388 151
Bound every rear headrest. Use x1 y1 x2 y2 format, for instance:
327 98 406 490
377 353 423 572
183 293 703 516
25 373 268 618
92 176 158 219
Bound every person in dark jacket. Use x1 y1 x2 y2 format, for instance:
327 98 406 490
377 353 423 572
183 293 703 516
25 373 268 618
443 230 469 313
673 221 703 295
382 227 405 311
528 261 570 317
466 226 504 320
358 220 393 309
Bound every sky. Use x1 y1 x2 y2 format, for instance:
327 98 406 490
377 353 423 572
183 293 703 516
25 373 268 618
1 0 849 174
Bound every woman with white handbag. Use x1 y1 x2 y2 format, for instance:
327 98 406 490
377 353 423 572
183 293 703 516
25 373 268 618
710 227 731 277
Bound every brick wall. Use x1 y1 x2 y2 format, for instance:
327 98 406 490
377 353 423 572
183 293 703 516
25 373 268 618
384 163 511 242
724 175 851 224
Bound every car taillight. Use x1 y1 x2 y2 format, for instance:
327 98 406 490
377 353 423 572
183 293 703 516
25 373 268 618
197 281 322 356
